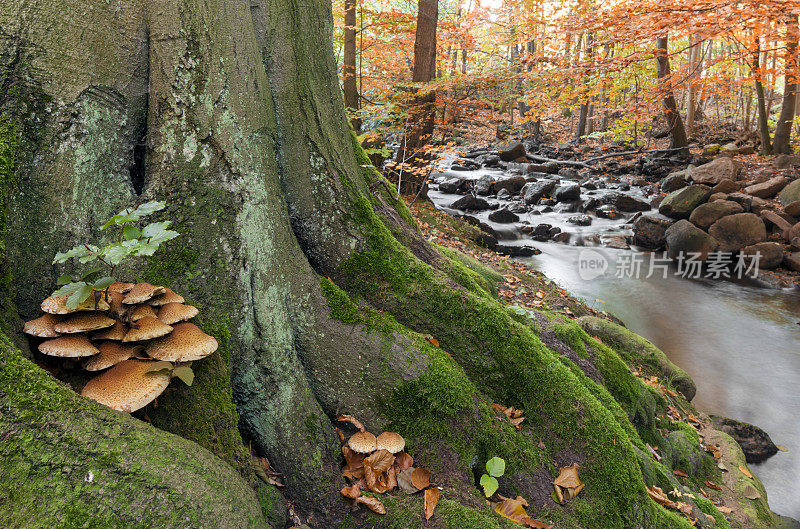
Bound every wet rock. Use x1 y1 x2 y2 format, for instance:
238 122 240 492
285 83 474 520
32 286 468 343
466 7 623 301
659 185 711 219
549 226 562 238
439 177 469 194
665 220 719 260
786 252 800 272
602 192 651 212
496 244 540 257
558 167 580 179
553 183 581 202
554 201 580 213
778 179 800 206
595 205 620 219
760 210 794 235
527 163 549 173
783 200 800 218
531 224 553 241
744 175 788 198
688 200 744 230
712 178 740 194
633 216 673 250
567 214 592 226
742 242 784 269
473 175 495 195
719 142 739 156
523 180 557 205
451 195 490 211
497 141 526 162
710 416 779 464
703 143 721 156
774 154 800 170
661 173 688 192
481 154 501 167
708 213 767 252
688 157 742 185
552 232 571 243
508 202 527 214
708 192 729 202
579 197 601 212
494 176 526 195
488 208 519 223
601 234 629 249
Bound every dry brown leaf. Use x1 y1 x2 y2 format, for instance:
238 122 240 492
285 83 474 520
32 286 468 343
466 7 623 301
411 467 431 490
355 495 386 514
646 486 677 508
717 505 734 513
743 485 761 500
336 427 345 443
704 480 721 491
427 337 439 347
553 463 582 489
738 465 754 479
394 452 414 471
397 467 419 494
342 446 366 480
424 488 439 520
341 483 361 500
523 518 553 529
364 449 396 493
673 469 689 478
494 497 536 523
337 414 365 432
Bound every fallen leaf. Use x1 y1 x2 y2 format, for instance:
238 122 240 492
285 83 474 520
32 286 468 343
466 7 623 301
336 428 345 443
424 488 439 520
341 483 361 500
717 505 734 513
427 337 439 347
337 415 365 432
776 445 788 452
364 449 396 493
673 469 689 478
494 497 530 523
355 495 386 514
394 452 414 471
739 465 754 479
553 463 582 488
410 467 431 490
704 480 721 491
743 485 761 500
397 467 419 494
522 518 553 529
342 446 365 480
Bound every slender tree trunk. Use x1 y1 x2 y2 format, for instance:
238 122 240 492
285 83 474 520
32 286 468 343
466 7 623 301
343 0 360 131
753 37 773 154
655 35 689 150
773 15 799 154
686 35 702 136
575 32 594 141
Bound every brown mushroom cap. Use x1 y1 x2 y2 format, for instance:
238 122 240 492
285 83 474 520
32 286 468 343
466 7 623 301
376 432 406 454
348 431 378 454
23 313 64 338
146 322 218 362
108 291 127 319
122 316 173 342
157 303 199 325
85 341 139 371
38 335 99 358
148 288 185 307
54 312 116 334
41 295 110 314
122 283 166 305
81 359 171 412
108 282 135 293
129 304 157 322
92 320 129 341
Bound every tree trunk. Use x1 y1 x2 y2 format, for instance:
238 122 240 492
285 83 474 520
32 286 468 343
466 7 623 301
343 0 360 131
686 35 702 136
575 32 595 141
0 0 785 528
773 15 799 154
655 35 689 151
411 0 437 83
753 37 773 155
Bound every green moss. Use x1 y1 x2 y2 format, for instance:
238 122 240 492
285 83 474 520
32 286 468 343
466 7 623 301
319 276 363 324
436 245 501 297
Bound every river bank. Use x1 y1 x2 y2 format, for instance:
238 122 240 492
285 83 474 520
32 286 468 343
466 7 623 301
412 139 800 520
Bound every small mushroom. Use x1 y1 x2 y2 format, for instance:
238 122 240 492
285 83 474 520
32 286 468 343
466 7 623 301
348 431 378 454
108 282 135 293
85 342 139 371
122 316 173 342
146 322 218 362
23 313 64 338
129 304 157 323
148 288 185 307
92 320 129 341
122 283 166 305
157 303 199 325
38 335 100 357
376 432 406 454
54 312 116 334
107 291 127 319
41 295 110 314
81 359 171 412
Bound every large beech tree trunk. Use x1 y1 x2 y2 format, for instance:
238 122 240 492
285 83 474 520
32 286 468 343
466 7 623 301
0 1 785 528
773 15 799 154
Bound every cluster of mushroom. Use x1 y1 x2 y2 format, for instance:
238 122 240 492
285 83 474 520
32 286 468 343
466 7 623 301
23 282 217 412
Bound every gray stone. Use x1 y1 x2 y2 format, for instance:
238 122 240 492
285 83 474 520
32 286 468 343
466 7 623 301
494 176 526 195
659 185 711 219
450 195 490 211
688 200 744 230
602 192 651 212
596 205 620 219
473 175 495 195
567 214 593 226
553 183 581 202
708 213 767 252
661 173 688 192
688 157 741 185
665 220 719 260
438 177 468 194
633 216 673 250
774 154 800 170
703 143 721 155
712 179 740 194
744 175 788 198
523 180 557 205
496 141 526 161
783 200 800 218
778 179 800 206
784 252 800 272
488 208 519 223
741 242 784 270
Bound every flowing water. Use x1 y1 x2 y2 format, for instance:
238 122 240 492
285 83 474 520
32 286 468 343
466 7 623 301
428 166 800 517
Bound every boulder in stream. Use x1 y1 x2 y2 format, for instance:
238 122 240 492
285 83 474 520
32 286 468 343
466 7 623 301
488 208 519 223
523 180 557 205
496 141 526 162
688 200 744 230
450 195 490 211
710 416 779 464
688 156 741 185
665 219 719 260
659 185 711 219
707 213 766 252
633 216 673 250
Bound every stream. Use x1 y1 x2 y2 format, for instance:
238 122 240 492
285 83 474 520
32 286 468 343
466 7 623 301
428 164 800 518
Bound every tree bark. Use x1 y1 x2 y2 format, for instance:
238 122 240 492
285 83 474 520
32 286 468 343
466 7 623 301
0 0 787 528
773 15 799 154
753 37 773 154
343 0 360 131
655 35 689 151
411 0 438 83
575 32 595 141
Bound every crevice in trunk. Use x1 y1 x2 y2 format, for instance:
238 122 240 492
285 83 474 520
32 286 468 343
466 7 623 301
130 128 147 195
